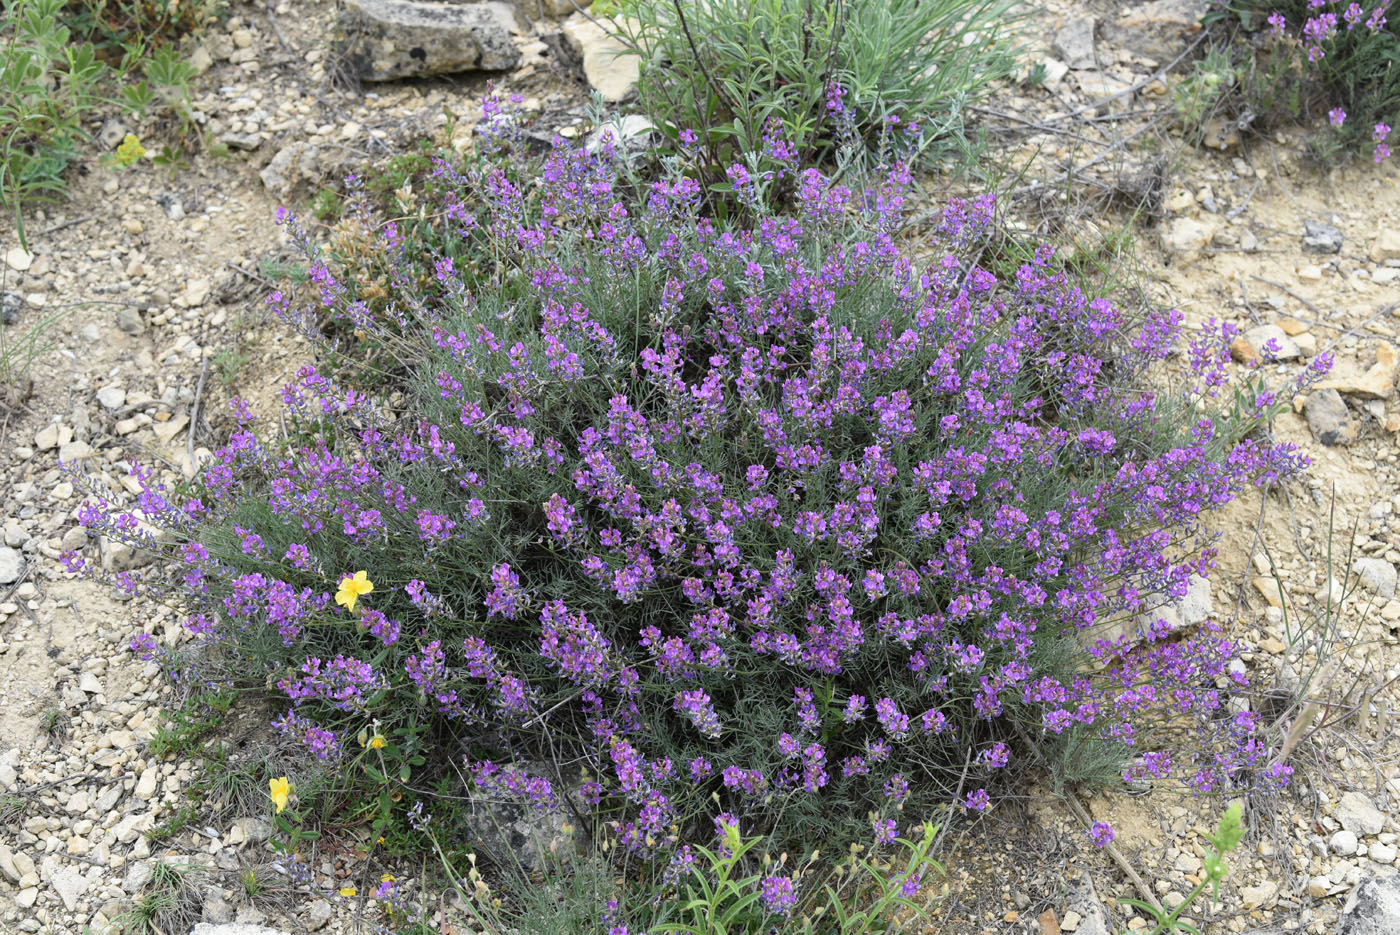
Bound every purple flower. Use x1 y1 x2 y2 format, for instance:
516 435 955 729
963 788 991 812
129 632 160 660
759 875 797 915
485 563 526 619
872 817 898 844
1088 821 1115 847
874 697 910 740
540 600 612 686
673 689 722 738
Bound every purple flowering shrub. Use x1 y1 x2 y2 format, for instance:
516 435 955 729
74 131 1316 874
1208 0 1396 161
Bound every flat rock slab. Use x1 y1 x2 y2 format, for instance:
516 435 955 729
561 12 638 102
336 0 521 81
1340 874 1400 935
1102 0 1207 65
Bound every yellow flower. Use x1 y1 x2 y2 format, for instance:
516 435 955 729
114 133 146 167
269 776 292 813
381 873 395 883
335 570 374 612
368 735 386 749
339 886 357 898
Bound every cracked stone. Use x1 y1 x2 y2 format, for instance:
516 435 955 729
335 0 521 81
1302 219 1344 254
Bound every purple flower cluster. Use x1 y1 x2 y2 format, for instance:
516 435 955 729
72 110 1317 864
1260 0 1395 162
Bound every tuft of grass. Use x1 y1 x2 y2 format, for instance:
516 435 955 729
145 802 199 843
147 687 235 759
212 345 253 390
609 0 1023 200
0 303 70 409
363 147 434 197
116 859 203 935
39 705 67 739
257 258 308 283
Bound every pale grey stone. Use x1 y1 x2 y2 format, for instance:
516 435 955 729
1339 791 1388 837
1053 16 1096 70
336 0 521 81
1306 389 1357 447
1302 219 1344 254
1340 875 1400 935
0 547 23 584
1353 558 1398 600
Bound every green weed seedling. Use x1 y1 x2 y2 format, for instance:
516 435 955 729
0 0 109 247
1120 801 1246 935
147 688 235 759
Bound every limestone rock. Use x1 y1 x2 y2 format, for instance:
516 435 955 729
5 246 33 272
1053 16 1097 70
584 114 656 156
1339 874 1400 935
1318 344 1398 400
335 0 521 82
561 12 638 102
1302 219 1344 254
1063 877 1111 935
1177 574 1213 627
1241 879 1278 909
1251 576 1284 608
1370 229 1400 263
51 866 88 911
1232 324 1300 364
524 0 590 16
0 547 22 584
466 766 580 873
1352 558 1399 601
259 142 359 197
1103 0 1207 65
115 306 145 335
1161 216 1215 260
305 899 334 930
1305 388 1357 446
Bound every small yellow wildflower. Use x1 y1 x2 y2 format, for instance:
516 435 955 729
368 734 386 749
269 776 292 813
114 134 146 167
339 886 357 898
381 873 395 883
335 570 374 612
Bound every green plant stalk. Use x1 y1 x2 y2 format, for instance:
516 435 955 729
1119 801 1244 935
